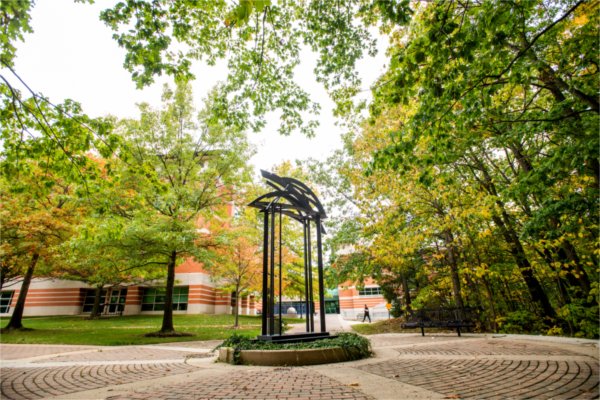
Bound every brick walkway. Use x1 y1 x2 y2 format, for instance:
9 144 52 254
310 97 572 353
0 334 598 400
106 368 373 400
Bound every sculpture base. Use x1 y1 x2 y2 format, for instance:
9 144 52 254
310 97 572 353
257 332 334 343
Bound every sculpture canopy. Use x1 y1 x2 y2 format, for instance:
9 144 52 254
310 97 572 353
248 170 331 343
248 170 327 232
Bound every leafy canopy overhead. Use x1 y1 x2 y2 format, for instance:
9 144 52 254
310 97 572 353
99 0 408 135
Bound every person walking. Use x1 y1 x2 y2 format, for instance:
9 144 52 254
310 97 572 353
362 304 371 323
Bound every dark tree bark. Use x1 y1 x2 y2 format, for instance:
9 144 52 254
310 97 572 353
233 284 240 329
441 229 465 319
400 272 412 311
491 212 556 319
466 154 556 319
506 142 593 300
89 285 104 319
4 253 39 331
159 250 177 334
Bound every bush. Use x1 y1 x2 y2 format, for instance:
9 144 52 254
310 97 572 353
217 332 372 365
557 298 599 339
496 310 546 334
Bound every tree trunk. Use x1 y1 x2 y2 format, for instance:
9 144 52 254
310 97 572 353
441 229 465 319
481 276 498 332
234 285 240 329
400 272 412 311
160 250 177 334
559 241 592 296
89 285 104 319
468 154 556 320
492 212 556 319
4 253 39 331
507 142 593 300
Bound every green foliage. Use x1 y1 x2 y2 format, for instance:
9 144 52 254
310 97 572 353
0 0 33 67
102 81 252 334
218 332 372 364
496 310 547 335
557 284 599 339
390 300 402 318
316 0 598 339
99 0 400 135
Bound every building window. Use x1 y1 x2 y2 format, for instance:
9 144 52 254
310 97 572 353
359 287 382 296
82 290 106 313
141 287 188 311
0 291 14 313
82 288 127 315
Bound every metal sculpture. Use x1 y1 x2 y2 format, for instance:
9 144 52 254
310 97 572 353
249 170 330 342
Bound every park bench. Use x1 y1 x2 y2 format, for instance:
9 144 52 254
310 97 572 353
401 307 477 337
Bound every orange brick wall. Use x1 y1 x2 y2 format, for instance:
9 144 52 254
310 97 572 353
20 288 83 307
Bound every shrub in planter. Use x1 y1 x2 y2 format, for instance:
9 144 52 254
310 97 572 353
217 332 372 365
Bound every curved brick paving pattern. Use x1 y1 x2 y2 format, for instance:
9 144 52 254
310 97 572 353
360 338 600 400
0 363 199 400
359 358 599 399
394 339 580 357
106 368 374 400
0 335 597 400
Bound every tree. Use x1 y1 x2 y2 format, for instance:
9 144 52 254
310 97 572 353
1 85 108 331
0 161 86 331
109 81 251 336
210 208 262 328
61 213 162 319
359 0 597 334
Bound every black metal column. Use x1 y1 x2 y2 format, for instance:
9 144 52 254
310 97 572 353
269 208 276 335
278 208 282 335
261 211 269 335
303 220 310 332
250 170 331 343
316 215 326 332
307 221 314 332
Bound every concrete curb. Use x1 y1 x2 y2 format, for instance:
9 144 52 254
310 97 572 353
218 346 355 366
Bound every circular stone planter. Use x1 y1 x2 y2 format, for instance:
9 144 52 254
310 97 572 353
218 347 353 366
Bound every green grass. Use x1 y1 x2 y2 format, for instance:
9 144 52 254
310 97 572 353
0 314 297 346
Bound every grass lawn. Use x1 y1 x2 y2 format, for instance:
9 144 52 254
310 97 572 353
352 318 406 335
351 318 451 335
0 314 302 346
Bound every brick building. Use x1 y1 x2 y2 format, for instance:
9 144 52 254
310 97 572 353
338 277 388 321
0 257 258 318
0 202 258 318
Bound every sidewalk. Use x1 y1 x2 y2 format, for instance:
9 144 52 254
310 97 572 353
1 323 598 399
286 313 361 334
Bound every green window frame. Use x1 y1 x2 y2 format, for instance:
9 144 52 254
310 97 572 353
141 286 189 311
359 287 382 296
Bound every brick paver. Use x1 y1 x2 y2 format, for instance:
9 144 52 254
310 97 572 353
33 346 209 363
106 368 374 400
360 339 599 399
0 345 96 360
1 333 598 400
393 338 580 357
1 363 199 400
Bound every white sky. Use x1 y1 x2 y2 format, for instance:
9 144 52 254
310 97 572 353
8 0 388 177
